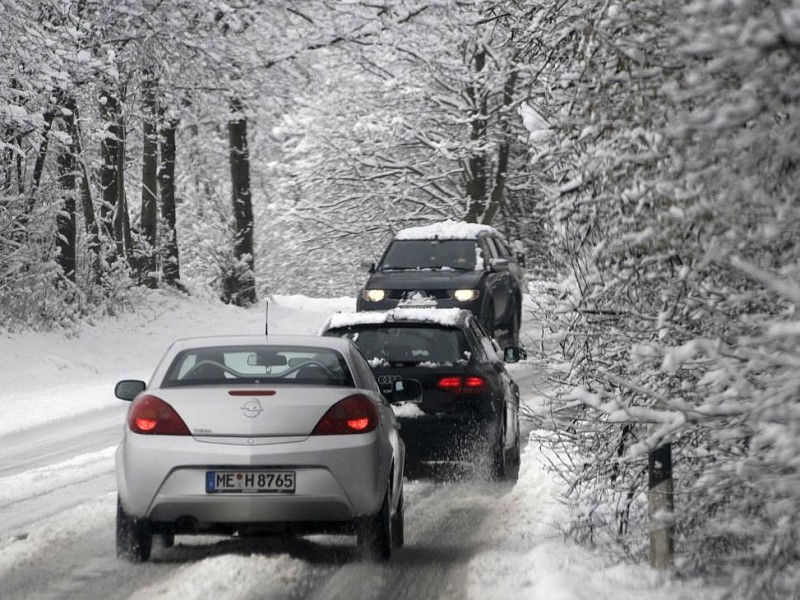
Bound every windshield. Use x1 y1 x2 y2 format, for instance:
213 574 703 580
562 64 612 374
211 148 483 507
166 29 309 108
379 240 477 271
326 326 467 365
161 345 354 387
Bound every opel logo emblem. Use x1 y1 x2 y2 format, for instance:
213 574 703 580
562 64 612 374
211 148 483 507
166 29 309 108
240 399 263 418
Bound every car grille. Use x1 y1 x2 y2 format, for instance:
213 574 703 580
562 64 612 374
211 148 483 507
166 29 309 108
387 290 450 300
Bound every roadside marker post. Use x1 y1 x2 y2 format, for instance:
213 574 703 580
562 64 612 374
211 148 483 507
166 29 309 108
648 442 675 570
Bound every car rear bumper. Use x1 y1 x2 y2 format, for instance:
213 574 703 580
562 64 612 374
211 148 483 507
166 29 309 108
398 413 499 464
116 431 390 525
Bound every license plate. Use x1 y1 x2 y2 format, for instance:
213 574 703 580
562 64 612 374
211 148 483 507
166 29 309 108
205 470 296 494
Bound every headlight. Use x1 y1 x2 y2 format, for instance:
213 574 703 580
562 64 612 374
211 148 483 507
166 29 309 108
453 289 479 302
363 289 386 302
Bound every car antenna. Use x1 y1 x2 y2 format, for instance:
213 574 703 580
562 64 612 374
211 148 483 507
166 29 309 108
265 300 269 336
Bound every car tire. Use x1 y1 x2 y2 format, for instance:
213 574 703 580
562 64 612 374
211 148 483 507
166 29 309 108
391 487 405 549
157 531 175 549
116 497 153 563
507 304 521 347
505 434 521 483
491 439 506 480
357 487 392 561
490 416 521 482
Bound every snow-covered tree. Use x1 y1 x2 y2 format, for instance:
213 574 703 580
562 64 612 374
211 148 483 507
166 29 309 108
513 1 800 596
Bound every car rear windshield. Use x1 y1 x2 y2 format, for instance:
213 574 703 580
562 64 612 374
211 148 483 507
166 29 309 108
379 239 477 271
161 345 354 387
326 326 467 365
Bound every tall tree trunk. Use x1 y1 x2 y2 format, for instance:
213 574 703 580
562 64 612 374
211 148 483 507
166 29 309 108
114 86 132 263
464 48 489 224
138 73 159 287
29 106 56 206
56 95 78 282
98 88 121 255
159 117 183 289
65 96 101 277
225 96 256 306
481 69 518 226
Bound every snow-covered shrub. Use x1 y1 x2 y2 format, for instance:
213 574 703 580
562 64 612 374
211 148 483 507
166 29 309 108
515 1 800 597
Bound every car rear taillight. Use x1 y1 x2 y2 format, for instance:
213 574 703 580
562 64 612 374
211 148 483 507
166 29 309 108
311 394 379 435
436 376 487 395
128 395 191 435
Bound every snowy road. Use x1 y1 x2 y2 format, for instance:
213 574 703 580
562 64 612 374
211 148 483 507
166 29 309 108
0 294 714 600
0 302 541 599
0 414 518 600
0 406 125 535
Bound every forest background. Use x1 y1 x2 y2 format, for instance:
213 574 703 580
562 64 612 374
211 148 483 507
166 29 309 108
2 1 799 598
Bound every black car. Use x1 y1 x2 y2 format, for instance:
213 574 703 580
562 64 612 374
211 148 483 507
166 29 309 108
356 221 526 347
321 307 526 481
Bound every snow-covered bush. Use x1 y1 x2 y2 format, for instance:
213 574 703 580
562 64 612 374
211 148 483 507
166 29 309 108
515 1 800 597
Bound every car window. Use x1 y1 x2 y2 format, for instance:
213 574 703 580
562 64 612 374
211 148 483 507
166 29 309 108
465 318 499 362
379 240 478 271
492 235 513 258
483 236 502 260
349 349 383 394
162 345 354 387
326 326 468 365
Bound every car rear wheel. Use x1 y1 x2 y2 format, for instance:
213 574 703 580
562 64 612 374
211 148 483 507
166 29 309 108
116 497 152 563
156 531 175 549
490 416 520 482
507 305 521 347
392 487 405 549
357 487 392 561
505 434 521 483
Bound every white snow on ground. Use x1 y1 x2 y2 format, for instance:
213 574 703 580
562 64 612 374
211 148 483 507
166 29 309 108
128 553 313 600
466 445 721 600
0 290 722 599
0 447 115 505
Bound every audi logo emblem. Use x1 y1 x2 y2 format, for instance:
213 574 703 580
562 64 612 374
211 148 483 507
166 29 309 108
377 375 401 386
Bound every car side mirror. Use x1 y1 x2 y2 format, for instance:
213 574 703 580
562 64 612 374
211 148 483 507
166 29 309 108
388 378 423 403
115 379 146 401
360 260 376 273
503 347 527 363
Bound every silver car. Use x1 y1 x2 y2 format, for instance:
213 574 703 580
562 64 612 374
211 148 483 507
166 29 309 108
114 335 416 562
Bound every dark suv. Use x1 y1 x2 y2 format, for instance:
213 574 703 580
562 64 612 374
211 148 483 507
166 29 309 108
321 307 526 480
356 222 525 346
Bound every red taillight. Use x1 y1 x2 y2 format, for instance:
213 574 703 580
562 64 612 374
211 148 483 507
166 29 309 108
128 395 191 435
311 394 379 435
463 376 486 393
436 377 463 393
436 376 487 395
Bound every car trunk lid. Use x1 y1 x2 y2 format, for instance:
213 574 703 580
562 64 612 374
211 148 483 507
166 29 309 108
154 385 364 438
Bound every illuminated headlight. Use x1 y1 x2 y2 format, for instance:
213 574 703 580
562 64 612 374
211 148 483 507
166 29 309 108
453 289 479 302
363 289 386 302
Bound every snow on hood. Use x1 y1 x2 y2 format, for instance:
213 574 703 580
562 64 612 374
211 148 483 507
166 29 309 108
393 220 498 240
321 307 466 331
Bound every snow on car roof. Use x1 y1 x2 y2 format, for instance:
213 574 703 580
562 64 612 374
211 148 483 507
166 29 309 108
322 308 467 331
393 220 498 241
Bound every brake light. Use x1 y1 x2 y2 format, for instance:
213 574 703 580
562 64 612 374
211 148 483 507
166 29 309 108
128 395 191 435
436 377 463 393
436 376 487 394
463 376 486 393
311 394 379 435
